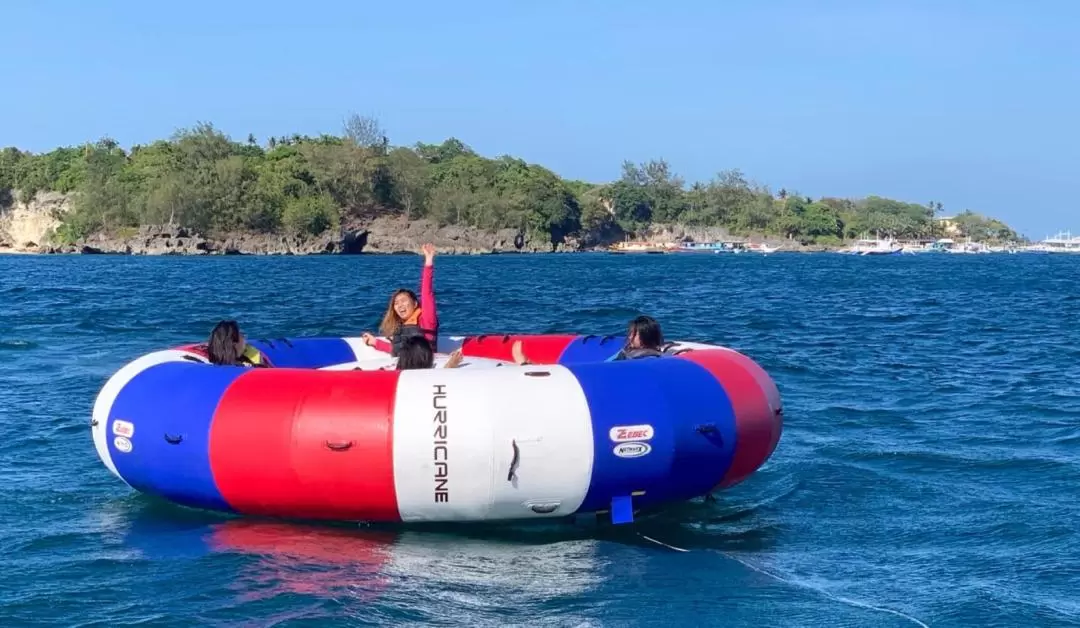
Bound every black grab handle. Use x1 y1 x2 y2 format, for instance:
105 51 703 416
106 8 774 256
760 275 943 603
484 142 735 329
507 440 520 482
164 433 183 444
326 440 354 452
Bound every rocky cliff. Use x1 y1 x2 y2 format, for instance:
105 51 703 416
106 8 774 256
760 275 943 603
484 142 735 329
0 192 71 251
0 191 552 255
353 216 546 254
38 219 553 256
641 223 792 247
1 190 796 255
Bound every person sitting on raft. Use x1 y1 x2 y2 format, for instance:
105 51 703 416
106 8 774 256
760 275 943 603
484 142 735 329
395 336 463 370
511 315 668 365
206 320 268 367
612 315 668 360
361 243 438 357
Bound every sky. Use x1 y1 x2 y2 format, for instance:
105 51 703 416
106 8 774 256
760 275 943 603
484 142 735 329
1 0 1077 238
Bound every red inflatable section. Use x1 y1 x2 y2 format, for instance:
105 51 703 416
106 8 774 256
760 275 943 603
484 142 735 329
677 349 782 488
176 343 207 357
208 369 401 521
459 334 576 364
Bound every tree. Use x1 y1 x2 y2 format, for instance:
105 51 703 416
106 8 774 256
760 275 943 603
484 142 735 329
343 114 387 151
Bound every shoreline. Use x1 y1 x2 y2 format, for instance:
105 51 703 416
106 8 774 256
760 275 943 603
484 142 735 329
1 245 1037 257
0 224 1029 258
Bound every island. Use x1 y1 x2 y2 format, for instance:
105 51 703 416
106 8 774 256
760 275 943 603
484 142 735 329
0 115 1020 255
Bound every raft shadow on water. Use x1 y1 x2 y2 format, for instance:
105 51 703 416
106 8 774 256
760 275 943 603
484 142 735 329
113 473 798 576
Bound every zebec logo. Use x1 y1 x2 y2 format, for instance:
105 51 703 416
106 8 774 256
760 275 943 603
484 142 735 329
609 424 654 443
112 419 135 438
613 442 651 458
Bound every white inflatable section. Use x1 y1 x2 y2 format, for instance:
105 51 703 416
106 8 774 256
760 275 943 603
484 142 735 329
343 335 468 358
391 365 594 522
319 355 512 371
667 340 732 353
343 336 386 361
319 356 398 371
91 349 203 485
442 355 513 369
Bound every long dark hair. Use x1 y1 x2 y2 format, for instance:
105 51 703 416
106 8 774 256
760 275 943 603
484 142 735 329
628 315 663 349
207 320 243 366
396 336 434 370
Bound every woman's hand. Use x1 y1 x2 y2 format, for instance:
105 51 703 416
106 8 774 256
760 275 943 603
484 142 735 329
361 332 376 347
445 349 464 369
421 243 436 266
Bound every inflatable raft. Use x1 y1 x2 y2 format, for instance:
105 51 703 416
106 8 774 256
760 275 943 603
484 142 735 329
91 334 783 524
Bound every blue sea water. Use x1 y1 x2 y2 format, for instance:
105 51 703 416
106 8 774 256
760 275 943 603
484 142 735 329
1 252 1078 627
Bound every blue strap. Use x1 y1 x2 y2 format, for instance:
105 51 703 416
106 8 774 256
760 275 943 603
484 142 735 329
610 495 634 524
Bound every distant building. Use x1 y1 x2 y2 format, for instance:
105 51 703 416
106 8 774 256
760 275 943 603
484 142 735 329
934 216 961 236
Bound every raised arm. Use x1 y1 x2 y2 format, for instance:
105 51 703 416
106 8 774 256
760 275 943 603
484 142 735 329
418 243 438 337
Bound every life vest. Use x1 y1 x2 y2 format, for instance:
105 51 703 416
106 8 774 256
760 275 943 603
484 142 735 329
390 309 437 356
611 342 677 361
613 346 664 361
237 344 268 367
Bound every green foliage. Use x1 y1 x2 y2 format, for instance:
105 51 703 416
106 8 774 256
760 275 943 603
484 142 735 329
949 210 1018 242
0 116 1018 245
283 194 338 236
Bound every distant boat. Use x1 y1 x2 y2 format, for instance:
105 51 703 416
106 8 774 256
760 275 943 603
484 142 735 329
676 241 747 254
750 243 780 254
948 239 993 254
1028 231 1080 254
844 237 902 255
676 241 729 253
922 238 956 253
609 241 667 254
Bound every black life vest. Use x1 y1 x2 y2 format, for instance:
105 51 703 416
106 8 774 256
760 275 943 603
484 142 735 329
612 342 677 361
390 319 438 357
613 346 664 361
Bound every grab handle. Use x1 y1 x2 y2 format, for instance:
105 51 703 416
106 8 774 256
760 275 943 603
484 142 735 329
326 440 354 452
164 433 184 445
507 439 520 482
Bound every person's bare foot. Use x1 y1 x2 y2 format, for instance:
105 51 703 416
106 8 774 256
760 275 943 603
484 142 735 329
511 340 528 365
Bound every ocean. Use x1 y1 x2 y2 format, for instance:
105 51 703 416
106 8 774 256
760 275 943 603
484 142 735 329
1 252 1078 627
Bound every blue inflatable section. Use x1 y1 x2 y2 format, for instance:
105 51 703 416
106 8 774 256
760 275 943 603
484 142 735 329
557 335 627 364
247 337 356 369
108 362 245 512
567 358 738 516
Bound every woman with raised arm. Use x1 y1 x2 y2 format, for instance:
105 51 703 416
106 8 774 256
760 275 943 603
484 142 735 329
362 243 439 356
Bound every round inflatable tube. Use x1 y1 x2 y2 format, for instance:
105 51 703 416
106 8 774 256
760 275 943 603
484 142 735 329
90 333 783 524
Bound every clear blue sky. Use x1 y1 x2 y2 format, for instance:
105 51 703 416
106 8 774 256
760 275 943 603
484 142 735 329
2 0 1076 237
